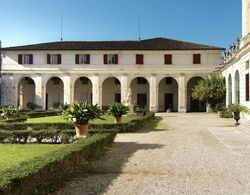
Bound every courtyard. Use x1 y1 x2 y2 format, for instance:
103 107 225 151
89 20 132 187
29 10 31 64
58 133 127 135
57 113 250 195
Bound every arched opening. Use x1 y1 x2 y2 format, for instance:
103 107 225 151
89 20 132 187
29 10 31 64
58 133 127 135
234 71 240 104
130 77 149 109
158 77 178 112
18 77 35 109
187 77 206 112
46 77 64 110
74 77 92 104
102 77 121 110
228 74 232 105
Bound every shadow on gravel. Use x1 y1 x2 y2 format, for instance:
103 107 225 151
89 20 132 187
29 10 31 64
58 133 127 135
58 142 165 194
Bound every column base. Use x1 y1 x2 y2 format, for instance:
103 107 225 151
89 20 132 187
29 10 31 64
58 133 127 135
178 107 187 113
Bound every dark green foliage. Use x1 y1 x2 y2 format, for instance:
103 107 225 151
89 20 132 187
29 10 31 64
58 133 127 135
228 104 249 114
192 73 226 107
26 102 36 110
0 112 155 133
64 103 104 125
108 103 128 117
220 109 233 118
0 132 117 194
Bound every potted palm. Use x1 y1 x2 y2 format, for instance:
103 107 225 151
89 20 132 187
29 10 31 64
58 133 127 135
108 103 129 124
65 103 103 138
228 104 249 126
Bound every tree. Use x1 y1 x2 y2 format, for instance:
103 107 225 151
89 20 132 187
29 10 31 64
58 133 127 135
192 73 226 111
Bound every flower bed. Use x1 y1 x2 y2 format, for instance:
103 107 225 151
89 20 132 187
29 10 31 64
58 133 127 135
0 131 117 194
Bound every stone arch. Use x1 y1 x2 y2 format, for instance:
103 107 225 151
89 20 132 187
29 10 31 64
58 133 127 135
228 74 232 105
234 71 240 104
130 76 149 109
45 77 64 110
158 77 179 112
18 77 35 109
102 77 121 110
74 77 93 104
187 76 206 112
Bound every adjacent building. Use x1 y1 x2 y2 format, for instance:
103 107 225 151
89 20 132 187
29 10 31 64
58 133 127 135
221 0 250 118
1 37 223 112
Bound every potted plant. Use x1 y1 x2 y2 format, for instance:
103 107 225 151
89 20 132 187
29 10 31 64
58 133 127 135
214 103 226 116
228 104 249 126
0 106 17 120
65 103 103 138
108 103 128 123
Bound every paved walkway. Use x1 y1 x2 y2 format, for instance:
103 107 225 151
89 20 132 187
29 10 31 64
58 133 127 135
57 113 250 195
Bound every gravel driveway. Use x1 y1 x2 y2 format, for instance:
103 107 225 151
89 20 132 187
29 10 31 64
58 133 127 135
57 113 250 195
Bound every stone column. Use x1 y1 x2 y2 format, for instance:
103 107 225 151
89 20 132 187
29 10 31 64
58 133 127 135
62 76 73 105
33 76 43 109
149 76 158 112
92 76 102 108
178 74 187 113
120 75 129 104
12 76 18 107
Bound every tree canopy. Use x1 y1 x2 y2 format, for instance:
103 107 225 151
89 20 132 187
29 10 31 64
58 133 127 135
192 73 226 107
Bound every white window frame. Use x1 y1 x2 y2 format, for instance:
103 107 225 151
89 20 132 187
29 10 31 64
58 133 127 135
23 54 30 64
107 54 116 64
79 54 88 64
51 54 59 64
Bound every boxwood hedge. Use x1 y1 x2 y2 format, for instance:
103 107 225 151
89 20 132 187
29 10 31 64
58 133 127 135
0 112 155 133
0 131 117 194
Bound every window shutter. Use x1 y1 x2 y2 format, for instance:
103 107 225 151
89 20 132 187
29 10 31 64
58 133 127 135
58 54 61 64
165 55 172 65
104 54 108 64
86 54 90 64
136 54 143 65
47 54 51 64
115 54 118 64
29 54 33 64
75 54 79 64
193 54 201 64
246 74 249 101
18 54 23 64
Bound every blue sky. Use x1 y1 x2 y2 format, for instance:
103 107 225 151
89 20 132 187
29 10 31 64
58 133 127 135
0 0 241 48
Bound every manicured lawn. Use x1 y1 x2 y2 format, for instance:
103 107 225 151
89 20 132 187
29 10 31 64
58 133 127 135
26 114 141 124
0 144 62 172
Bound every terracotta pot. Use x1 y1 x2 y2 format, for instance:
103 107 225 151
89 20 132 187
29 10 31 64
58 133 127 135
114 116 122 124
75 124 89 137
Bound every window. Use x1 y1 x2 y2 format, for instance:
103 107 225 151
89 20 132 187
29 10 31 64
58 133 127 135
80 77 89 84
193 54 201 64
104 54 118 64
136 54 144 64
137 77 147 84
246 74 249 101
115 93 121 103
114 78 120 85
246 60 249 70
76 54 90 64
166 77 172 84
164 54 172 65
137 94 147 108
47 54 61 64
18 54 33 64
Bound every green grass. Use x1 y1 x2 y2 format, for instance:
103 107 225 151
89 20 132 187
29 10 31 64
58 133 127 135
26 114 141 124
0 144 62 172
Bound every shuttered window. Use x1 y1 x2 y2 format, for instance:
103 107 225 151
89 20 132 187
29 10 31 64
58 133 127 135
246 74 249 101
164 54 172 65
193 54 201 64
136 54 144 65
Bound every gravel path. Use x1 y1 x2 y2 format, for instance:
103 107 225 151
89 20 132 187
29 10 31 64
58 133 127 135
57 113 250 195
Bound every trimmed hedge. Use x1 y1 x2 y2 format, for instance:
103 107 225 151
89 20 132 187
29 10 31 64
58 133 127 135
0 129 119 144
0 112 155 133
21 110 62 118
0 131 117 194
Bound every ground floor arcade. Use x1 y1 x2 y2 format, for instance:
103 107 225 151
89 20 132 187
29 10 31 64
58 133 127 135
1 73 206 112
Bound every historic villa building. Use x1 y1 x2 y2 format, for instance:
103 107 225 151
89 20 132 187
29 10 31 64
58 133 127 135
1 37 223 112
222 0 250 118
